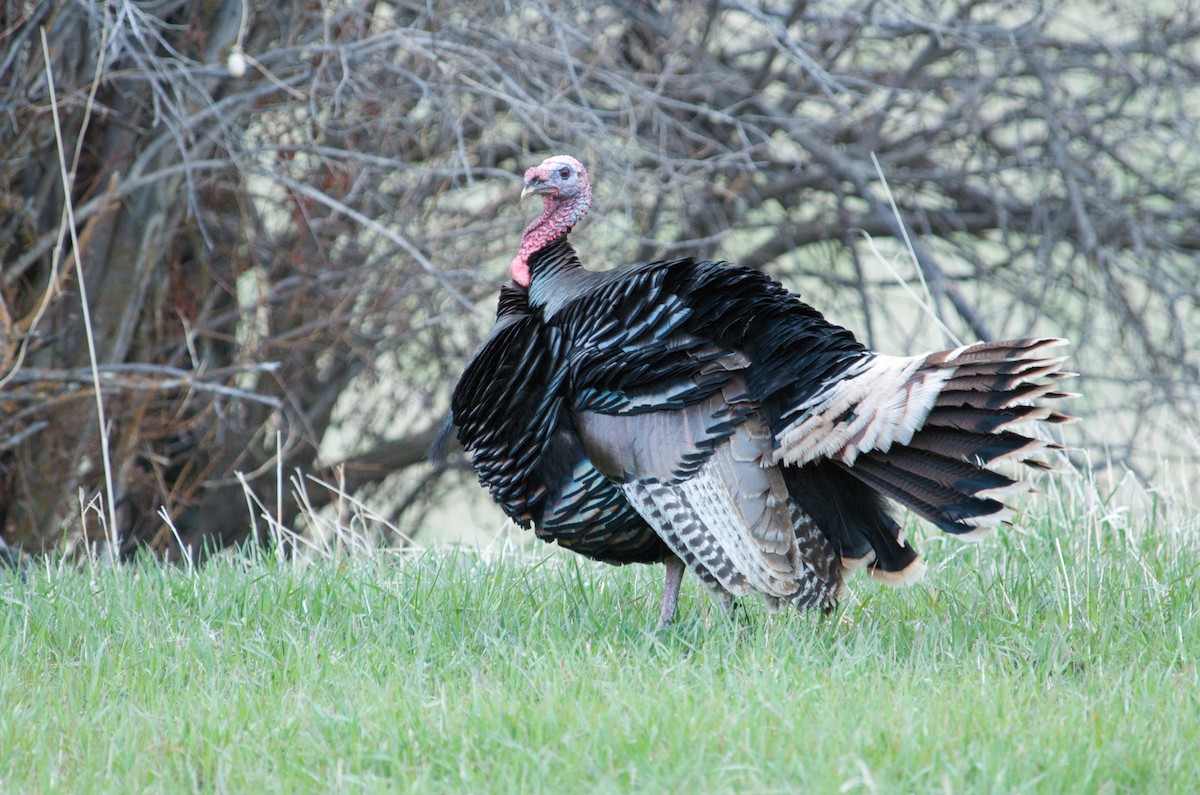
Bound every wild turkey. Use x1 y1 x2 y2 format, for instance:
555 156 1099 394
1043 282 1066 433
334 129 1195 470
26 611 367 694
451 154 1074 628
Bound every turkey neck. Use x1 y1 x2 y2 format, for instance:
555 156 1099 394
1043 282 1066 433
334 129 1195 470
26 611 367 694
510 190 591 288
526 235 600 317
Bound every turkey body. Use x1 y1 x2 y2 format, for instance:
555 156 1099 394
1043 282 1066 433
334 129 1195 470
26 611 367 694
451 156 1073 627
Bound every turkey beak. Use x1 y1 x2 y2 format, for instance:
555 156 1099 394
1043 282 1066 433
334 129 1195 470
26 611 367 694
521 177 549 200
520 165 553 200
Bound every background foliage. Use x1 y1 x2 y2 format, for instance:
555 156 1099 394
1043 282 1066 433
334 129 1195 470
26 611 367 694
1 0 1197 557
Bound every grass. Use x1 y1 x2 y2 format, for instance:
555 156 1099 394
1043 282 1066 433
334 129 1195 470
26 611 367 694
1 484 1197 793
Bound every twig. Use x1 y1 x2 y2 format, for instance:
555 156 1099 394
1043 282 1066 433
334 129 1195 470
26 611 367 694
270 172 484 317
42 28 120 562
3 364 283 408
867 153 962 347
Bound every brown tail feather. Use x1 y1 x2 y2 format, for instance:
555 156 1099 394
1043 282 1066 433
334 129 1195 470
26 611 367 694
871 446 1023 499
922 337 1067 367
945 357 1071 385
846 456 1010 534
937 381 1067 411
924 404 1057 434
901 427 1052 467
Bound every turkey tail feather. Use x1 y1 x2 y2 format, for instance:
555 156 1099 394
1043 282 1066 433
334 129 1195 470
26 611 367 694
831 337 1075 538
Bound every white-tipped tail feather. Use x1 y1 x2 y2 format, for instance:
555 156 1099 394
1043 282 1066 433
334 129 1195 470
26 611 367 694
786 337 1073 544
774 354 951 467
775 338 1072 470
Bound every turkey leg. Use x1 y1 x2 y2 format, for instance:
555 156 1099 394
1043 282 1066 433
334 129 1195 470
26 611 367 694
657 555 686 629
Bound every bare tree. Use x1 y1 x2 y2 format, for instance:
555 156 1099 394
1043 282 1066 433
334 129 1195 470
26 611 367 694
1 0 1196 560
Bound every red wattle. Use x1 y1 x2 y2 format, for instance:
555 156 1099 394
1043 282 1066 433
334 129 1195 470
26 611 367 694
510 256 531 287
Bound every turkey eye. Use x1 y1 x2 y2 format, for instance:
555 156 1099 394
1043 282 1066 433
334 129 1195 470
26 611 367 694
559 166 571 179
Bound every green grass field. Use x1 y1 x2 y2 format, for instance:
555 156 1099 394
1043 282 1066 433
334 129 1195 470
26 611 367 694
1 482 1197 793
